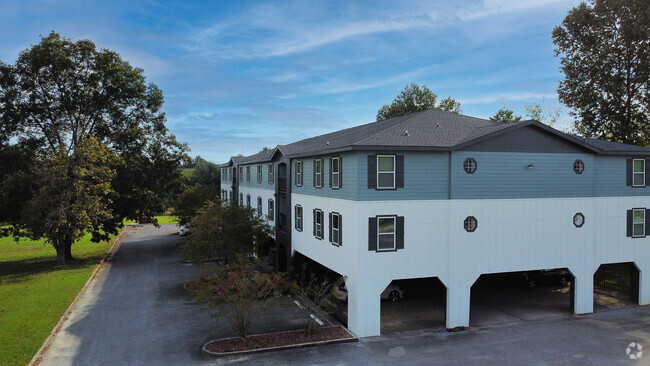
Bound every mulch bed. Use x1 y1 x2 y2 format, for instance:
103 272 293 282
204 326 354 354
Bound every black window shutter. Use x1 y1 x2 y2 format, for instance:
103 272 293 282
396 216 405 249
339 157 343 188
645 159 650 187
396 155 405 188
313 160 317 187
329 212 332 242
646 209 650 236
329 158 333 188
627 209 633 237
627 159 633 186
368 217 377 251
367 155 377 189
294 206 298 230
339 214 343 245
313 209 316 236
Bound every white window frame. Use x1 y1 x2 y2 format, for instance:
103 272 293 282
257 165 262 183
246 194 251 208
239 193 243 206
268 164 274 184
633 159 645 187
633 208 645 238
315 159 323 188
377 155 396 189
332 213 341 245
246 166 251 183
256 196 262 215
332 157 340 189
296 161 303 186
315 209 323 239
295 205 303 231
268 199 274 221
377 216 396 251
239 167 243 181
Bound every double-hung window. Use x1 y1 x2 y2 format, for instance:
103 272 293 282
377 216 396 250
633 209 645 238
295 205 303 231
331 157 340 189
239 193 243 206
246 194 251 208
239 167 243 182
295 161 303 186
246 166 251 183
268 164 274 184
257 165 262 183
377 155 395 189
256 196 262 215
633 159 645 187
313 209 323 239
268 199 274 221
314 159 323 188
330 212 341 246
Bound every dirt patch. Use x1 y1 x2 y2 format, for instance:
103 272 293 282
204 326 354 354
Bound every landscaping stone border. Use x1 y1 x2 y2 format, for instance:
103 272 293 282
201 326 358 357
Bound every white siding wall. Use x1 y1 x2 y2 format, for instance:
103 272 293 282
239 186 275 229
293 194 650 337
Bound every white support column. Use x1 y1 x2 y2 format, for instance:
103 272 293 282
572 268 594 314
638 261 650 306
346 278 385 337
446 284 471 329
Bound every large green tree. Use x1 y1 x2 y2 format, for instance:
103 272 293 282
376 83 462 121
552 0 650 146
0 32 187 264
490 108 523 123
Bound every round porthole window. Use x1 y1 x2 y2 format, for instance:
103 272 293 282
464 216 478 232
573 213 585 228
464 158 477 174
573 159 584 174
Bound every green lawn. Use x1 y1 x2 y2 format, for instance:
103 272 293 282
0 232 119 366
154 215 178 225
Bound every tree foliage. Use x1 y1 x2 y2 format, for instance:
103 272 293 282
171 185 219 226
186 158 221 187
291 264 345 336
182 202 273 264
0 32 188 263
490 108 523 123
21 137 121 264
195 259 286 339
376 83 462 121
552 0 650 145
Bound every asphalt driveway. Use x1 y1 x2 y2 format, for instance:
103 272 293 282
37 224 312 366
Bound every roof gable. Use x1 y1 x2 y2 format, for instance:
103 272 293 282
458 123 594 154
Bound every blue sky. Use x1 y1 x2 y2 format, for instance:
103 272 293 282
0 0 581 163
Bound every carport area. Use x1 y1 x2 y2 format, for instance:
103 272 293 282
593 262 638 312
380 278 446 335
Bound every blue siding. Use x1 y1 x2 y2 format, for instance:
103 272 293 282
238 162 275 191
356 152 449 201
450 152 596 199
292 152 358 201
595 156 650 196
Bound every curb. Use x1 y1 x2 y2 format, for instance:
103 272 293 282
28 227 130 366
201 327 358 357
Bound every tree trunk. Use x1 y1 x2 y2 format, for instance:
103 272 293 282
55 244 66 265
64 241 74 261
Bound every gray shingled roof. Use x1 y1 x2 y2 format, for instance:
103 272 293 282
227 110 650 163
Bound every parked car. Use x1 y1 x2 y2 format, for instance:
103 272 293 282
179 225 190 236
333 283 405 302
510 268 570 290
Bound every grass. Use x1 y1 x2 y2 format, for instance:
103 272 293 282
181 168 195 178
0 232 119 366
154 215 178 225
